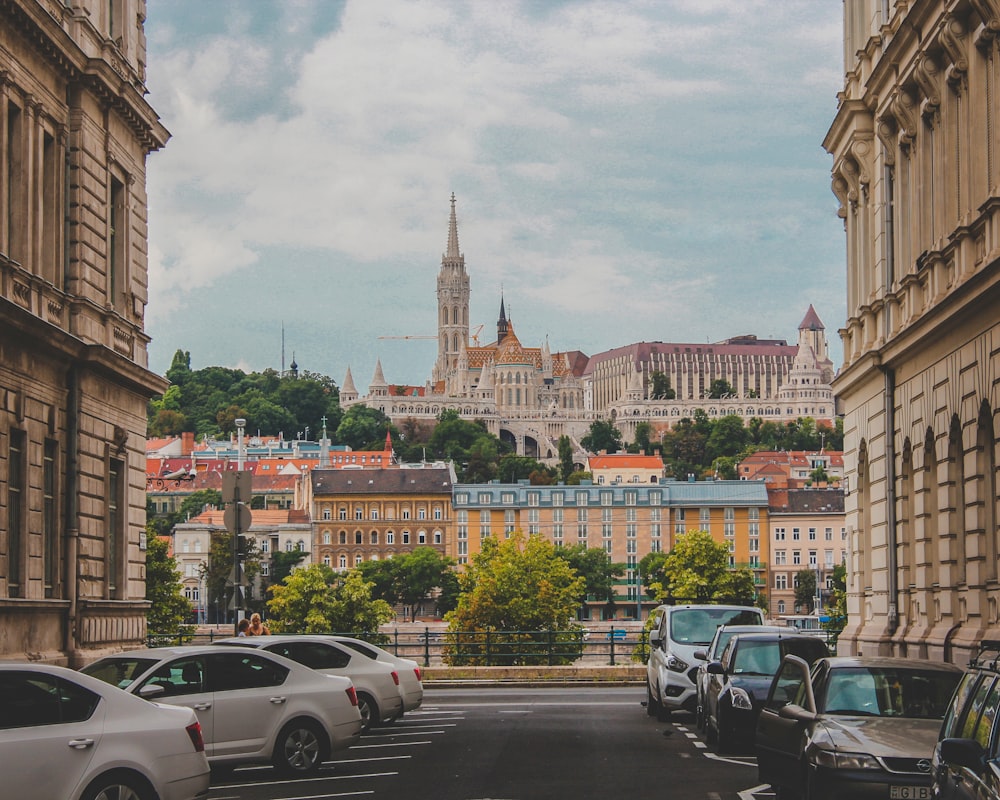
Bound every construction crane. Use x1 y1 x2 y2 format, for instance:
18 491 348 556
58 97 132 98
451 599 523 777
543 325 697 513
379 324 486 345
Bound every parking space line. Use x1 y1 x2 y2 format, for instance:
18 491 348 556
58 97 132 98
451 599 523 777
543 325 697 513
272 791 374 800
350 740 433 749
375 723 457 731
213 771 398 790
335 755 412 765
362 729 447 738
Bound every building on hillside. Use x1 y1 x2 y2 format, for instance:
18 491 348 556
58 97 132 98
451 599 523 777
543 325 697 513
738 450 845 487
451 479 770 620
344 195 837 460
299 464 455 574
0 1 169 665
172 508 312 624
826 2 1000 662
600 307 839 444
764 488 847 618
587 453 665 485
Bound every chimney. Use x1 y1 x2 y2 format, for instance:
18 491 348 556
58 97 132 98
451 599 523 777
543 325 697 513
181 431 195 456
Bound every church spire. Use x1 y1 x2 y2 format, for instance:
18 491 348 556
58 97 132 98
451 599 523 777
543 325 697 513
446 192 461 259
497 292 509 344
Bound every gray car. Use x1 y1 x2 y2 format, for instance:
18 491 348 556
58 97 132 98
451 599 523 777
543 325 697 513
756 655 962 800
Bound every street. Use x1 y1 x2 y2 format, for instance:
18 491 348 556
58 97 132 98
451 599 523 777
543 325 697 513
205 686 773 800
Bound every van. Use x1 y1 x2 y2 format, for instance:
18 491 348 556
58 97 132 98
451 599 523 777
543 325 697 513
645 604 763 719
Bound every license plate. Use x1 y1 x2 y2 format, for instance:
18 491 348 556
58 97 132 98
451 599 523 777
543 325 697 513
890 787 929 800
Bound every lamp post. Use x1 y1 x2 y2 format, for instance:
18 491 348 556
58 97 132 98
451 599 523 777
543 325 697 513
635 565 642 620
236 418 246 470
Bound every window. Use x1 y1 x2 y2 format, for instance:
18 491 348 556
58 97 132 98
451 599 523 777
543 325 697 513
434 507 442 520
0 671 101 728
355 554 363 567
775 573 787 590
107 457 125 599
261 562 270 576
370 509 379 520
43 440 58 597
386 532 394 545
260 539 270 553
625 491 637 506
402 508 411 520
552 492 564 507
207 652 288 692
502 492 515 504
418 507 426 520
792 550 801 565
434 531 442 545
322 508 331 520
808 527 817 540
576 491 588 507
825 527 833 541
418 531 426 544
402 531 410 544
577 507 588 522
355 531 363 545
774 527 786 541
338 507 347 521
792 527 801 540
323 532 331 545
528 492 540 507
354 506 363 521
553 508 564 523
339 531 347 545
600 491 612 506
339 555 347 569
775 550 786 565
370 531 378 545
109 176 126 309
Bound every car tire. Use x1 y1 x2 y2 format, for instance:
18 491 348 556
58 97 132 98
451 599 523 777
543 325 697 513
81 770 155 800
273 718 328 777
357 692 378 733
646 682 659 717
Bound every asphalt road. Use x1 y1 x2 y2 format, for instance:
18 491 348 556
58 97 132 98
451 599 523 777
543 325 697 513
206 686 774 800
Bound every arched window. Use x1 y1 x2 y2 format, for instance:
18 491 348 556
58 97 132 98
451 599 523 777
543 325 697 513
977 402 998 583
339 531 347 544
948 415 967 585
338 554 347 569
323 531 331 545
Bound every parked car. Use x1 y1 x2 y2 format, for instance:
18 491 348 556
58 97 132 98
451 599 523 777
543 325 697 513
756 654 962 800
704 631 829 752
324 635 424 714
81 645 362 776
694 624 789 731
932 639 1000 800
0 662 210 800
646 603 764 719
216 635 404 732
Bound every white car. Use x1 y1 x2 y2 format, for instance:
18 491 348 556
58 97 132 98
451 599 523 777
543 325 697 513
1 662 210 800
217 635 405 732
326 635 424 714
81 645 362 776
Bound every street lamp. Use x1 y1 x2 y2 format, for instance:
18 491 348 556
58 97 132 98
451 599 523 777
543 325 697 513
236 418 246 470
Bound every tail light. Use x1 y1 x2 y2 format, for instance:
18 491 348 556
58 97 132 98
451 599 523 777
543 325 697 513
413 667 422 683
185 721 205 753
390 670 400 686
346 686 359 707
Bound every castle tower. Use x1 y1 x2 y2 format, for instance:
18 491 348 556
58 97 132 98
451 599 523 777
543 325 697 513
796 305 835 383
432 193 470 383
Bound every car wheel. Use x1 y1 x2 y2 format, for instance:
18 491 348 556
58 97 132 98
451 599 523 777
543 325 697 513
646 682 659 717
274 718 328 777
357 692 377 733
81 770 155 800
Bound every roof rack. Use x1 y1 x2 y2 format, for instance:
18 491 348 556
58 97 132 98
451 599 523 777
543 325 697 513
973 640 1000 670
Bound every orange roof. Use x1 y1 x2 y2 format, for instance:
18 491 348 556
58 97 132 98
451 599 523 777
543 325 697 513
188 508 310 526
588 454 664 470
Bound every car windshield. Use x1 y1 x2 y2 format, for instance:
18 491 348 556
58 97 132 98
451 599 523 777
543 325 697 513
81 657 160 690
733 641 781 676
671 608 762 646
822 667 961 718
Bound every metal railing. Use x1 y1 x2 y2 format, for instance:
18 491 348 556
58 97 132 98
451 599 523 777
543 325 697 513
147 626 651 667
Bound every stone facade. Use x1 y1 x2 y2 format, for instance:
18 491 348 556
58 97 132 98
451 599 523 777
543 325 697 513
826 1 1000 663
0 1 168 664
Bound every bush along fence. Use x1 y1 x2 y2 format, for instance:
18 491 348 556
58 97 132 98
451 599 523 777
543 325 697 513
146 626 652 667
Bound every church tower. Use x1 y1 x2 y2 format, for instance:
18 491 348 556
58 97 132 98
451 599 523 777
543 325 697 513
432 194 470 383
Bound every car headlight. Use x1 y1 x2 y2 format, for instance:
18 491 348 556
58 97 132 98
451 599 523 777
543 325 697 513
729 687 753 710
665 654 689 673
811 750 880 770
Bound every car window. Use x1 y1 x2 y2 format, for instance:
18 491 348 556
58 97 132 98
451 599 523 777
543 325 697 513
968 677 1000 749
338 640 379 661
207 651 289 691
139 657 205 698
733 641 780 675
0 672 100 728
81 657 160 690
266 642 351 670
941 672 983 738
783 638 828 665
824 667 959 718
959 676 997 741
671 608 762 646
763 658 809 712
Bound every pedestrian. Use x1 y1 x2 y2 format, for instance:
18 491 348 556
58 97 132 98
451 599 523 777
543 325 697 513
237 618 250 637
248 612 270 636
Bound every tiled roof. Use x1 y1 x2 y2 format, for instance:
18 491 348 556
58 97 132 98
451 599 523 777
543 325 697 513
588 454 664 470
311 466 454 495
768 488 845 514
188 508 311 526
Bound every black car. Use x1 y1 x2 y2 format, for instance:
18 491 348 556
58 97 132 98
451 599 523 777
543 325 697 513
704 630 829 752
933 640 1000 800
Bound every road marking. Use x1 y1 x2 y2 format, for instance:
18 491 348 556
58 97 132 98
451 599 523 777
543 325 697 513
385 723 457 729
362 729 447 738
216 772 397 789
335 755 412 764
738 783 772 800
272 791 374 800
350 740 433 749
498 710 532 714
704 751 757 767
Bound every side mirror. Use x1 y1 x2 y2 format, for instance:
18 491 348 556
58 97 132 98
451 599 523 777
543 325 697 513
706 661 726 675
938 738 987 772
649 630 662 646
138 683 166 700
778 703 816 722
693 650 708 661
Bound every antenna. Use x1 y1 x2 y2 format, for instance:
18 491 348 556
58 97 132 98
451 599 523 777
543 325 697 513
281 321 285 375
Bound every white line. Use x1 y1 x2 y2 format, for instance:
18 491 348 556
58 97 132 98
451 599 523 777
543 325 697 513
704 751 757 767
498 710 532 714
333 755 412 765
350 740 433 749
738 783 772 800
384 723 457 729
273 791 374 800
216 772 397 790
362 729 446 738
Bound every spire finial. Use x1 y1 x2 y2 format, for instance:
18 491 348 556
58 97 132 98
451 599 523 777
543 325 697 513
446 193 460 258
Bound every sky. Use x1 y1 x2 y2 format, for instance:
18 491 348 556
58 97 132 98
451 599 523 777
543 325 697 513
143 1 847 391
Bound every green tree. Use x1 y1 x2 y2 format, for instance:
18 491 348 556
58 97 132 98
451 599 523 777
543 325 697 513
705 415 748 462
445 533 585 664
658 530 730 603
336 405 390 450
267 565 394 634
565 469 592 485
794 569 818 611
661 417 707 480
808 466 830 484
638 551 669 600
554 544 624 608
715 567 761 606
632 421 654 454
462 436 500 483
145 534 193 633
358 547 457 622
707 379 735 399
650 370 676 400
269 550 308 588
557 435 575 482
580 420 623 453
499 454 555 484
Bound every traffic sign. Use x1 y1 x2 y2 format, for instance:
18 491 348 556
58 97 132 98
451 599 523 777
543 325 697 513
223 502 252 534
221 470 253 503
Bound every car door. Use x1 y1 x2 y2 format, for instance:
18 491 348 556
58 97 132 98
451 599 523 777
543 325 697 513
135 655 215 755
0 670 104 800
755 655 815 790
205 651 291 759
